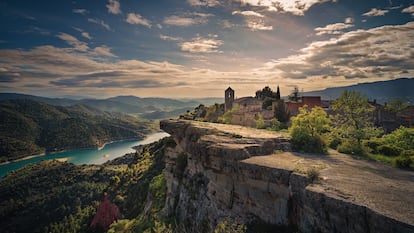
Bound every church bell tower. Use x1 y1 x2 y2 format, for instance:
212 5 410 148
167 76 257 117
225 87 234 112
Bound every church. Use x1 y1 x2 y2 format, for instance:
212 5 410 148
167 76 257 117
224 86 322 127
225 87 277 127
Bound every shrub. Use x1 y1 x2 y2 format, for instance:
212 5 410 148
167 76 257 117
289 106 330 154
392 156 412 168
337 139 365 156
328 136 341 150
401 149 414 157
377 145 402 157
363 139 382 154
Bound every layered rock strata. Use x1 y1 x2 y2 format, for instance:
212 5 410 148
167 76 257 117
160 119 414 233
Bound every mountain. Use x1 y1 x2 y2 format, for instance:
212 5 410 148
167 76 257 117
303 78 414 103
0 93 219 118
0 99 156 162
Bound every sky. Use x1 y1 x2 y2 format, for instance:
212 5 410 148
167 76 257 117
0 0 413 98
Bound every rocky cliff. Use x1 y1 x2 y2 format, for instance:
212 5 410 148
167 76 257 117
160 119 414 233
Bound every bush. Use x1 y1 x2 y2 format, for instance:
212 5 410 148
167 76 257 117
328 136 341 150
363 139 382 153
377 145 402 157
337 139 365 156
289 106 330 154
392 156 412 168
401 149 414 157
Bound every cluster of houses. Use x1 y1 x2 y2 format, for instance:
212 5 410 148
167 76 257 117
224 86 414 132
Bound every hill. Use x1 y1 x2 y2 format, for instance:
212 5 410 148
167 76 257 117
303 78 414 103
0 93 222 118
0 99 156 162
0 138 169 233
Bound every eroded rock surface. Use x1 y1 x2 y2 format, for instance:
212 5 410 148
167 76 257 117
160 119 414 233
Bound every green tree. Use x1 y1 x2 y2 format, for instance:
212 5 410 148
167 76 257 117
274 100 290 123
289 106 330 153
331 90 381 155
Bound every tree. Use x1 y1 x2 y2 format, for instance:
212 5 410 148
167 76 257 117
331 90 382 155
384 99 409 113
289 106 331 153
288 86 300 102
274 100 290 123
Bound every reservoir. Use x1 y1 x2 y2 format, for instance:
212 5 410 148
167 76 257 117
0 131 170 178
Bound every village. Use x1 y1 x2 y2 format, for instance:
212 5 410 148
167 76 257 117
183 85 414 133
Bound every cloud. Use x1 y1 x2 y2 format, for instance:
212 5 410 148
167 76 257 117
126 13 152 28
73 9 89 15
259 22 414 82
106 0 121 15
402 5 414 16
246 20 273 31
164 16 196 26
81 32 92 40
93 46 116 57
232 10 265 17
88 18 111 30
164 13 212 26
187 0 220 7
363 8 389 17
160 34 182 41
181 35 223 53
57 33 89 52
232 10 272 30
234 0 334 16
344 17 353 24
315 22 354 35
0 68 20 83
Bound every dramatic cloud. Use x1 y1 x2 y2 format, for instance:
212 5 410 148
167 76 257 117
163 13 212 27
234 0 333 16
106 0 121 15
187 0 220 7
259 22 414 82
88 18 111 30
315 22 353 35
402 6 414 16
57 33 89 51
180 35 223 53
126 13 151 28
73 9 89 15
363 8 389 17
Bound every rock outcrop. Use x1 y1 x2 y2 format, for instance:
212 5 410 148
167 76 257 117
160 119 414 233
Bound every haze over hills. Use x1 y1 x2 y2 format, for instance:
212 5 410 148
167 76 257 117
302 78 414 103
0 93 222 119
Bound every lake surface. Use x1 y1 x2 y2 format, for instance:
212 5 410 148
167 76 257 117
0 132 170 178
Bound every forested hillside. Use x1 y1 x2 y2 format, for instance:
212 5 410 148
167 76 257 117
0 99 157 162
0 137 170 233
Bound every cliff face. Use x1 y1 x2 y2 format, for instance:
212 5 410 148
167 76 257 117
160 119 414 233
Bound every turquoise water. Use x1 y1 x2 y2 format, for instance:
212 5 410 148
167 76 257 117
0 132 170 178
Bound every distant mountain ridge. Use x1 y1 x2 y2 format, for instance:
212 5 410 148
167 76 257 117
0 93 222 118
0 99 156 162
303 78 414 103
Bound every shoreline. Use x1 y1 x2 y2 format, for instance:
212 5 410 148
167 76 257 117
0 152 46 165
0 131 164 166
